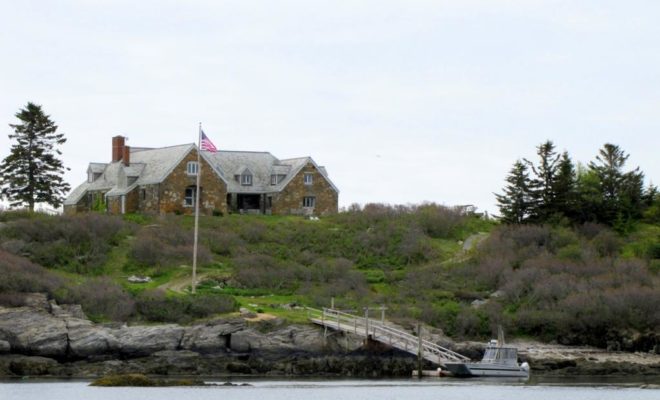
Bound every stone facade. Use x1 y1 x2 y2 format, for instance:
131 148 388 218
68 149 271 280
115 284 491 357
270 162 338 216
157 149 227 215
64 137 338 216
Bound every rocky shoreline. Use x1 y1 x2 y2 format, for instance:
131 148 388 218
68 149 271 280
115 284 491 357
1 295 659 378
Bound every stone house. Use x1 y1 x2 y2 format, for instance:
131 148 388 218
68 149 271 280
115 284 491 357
64 136 339 216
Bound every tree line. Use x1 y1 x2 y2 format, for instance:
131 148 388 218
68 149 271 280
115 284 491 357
496 141 658 230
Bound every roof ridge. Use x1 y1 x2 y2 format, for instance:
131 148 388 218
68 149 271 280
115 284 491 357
132 143 195 152
212 149 273 155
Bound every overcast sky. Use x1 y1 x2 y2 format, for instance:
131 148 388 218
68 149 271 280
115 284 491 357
1 1 658 213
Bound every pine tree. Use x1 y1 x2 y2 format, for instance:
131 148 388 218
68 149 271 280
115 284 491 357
552 151 577 222
524 140 561 222
588 143 644 227
0 102 70 211
495 160 532 224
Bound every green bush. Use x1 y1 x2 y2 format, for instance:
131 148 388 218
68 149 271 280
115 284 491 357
0 213 130 273
135 289 236 323
57 277 135 321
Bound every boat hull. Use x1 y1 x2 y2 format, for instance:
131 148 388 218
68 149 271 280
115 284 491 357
443 362 529 378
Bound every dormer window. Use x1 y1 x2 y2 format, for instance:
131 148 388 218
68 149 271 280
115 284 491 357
187 161 198 176
88 171 102 183
271 174 286 185
241 173 253 186
304 173 313 185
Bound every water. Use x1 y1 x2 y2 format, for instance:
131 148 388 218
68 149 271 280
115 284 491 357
1 379 658 400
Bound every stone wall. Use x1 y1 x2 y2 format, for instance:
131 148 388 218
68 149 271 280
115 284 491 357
158 150 228 215
136 184 160 214
271 162 338 216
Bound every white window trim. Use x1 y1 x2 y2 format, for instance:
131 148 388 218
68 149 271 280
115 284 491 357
241 174 253 186
303 196 316 208
184 187 196 207
304 173 313 185
186 161 199 176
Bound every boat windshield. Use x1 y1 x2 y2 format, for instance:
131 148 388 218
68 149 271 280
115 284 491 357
482 347 518 365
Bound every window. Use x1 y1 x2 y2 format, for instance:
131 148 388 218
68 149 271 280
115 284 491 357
271 174 286 185
186 161 199 175
303 196 315 208
140 189 146 201
304 173 313 185
241 173 252 186
184 186 197 207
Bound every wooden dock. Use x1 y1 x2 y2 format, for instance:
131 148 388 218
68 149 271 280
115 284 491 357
308 307 469 366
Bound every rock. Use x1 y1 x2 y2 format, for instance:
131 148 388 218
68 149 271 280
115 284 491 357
0 307 67 357
229 331 255 353
181 320 244 353
471 299 488 308
51 303 87 319
117 325 184 356
0 340 10 354
127 275 152 283
152 350 200 359
9 355 59 376
22 293 51 310
67 318 119 358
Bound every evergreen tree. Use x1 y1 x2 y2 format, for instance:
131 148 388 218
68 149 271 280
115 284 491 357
588 143 644 228
0 103 70 211
495 160 532 224
552 151 577 221
524 140 561 222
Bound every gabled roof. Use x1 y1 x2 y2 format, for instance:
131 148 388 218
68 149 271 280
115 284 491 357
65 144 195 205
203 150 279 193
130 144 195 185
277 156 340 193
65 141 338 205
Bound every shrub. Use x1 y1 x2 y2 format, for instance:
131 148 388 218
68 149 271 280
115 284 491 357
0 250 65 295
204 228 244 256
0 214 130 273
59 277 135 321
129 221 212 272
135 289 236 323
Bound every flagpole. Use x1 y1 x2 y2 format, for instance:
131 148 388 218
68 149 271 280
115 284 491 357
192 122 202 294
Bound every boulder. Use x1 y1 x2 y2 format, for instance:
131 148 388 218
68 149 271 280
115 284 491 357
117 325 184 356
181 319 244 353
67 318 119 358
8 355 59 376
22 293 50 311
0 307 67 357
0 340 10 354
229 330 256 353
51 303 87 320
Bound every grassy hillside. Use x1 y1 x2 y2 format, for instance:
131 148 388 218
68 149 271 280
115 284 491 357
1 205 658 351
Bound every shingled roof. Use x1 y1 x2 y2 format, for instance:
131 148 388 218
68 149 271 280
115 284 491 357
65 143 338 206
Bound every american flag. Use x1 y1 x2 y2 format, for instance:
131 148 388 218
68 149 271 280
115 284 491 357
200 130 217 152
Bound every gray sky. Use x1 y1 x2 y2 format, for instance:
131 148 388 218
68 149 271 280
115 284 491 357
1 0 658 213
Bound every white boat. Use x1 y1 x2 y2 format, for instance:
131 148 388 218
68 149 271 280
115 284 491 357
443 329 530 378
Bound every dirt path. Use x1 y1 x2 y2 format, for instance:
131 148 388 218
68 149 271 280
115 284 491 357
158 272 210 293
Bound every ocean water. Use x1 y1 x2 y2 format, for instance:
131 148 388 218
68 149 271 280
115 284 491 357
1 379 659 400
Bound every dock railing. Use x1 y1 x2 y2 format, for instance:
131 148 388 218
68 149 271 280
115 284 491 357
307 306 469 365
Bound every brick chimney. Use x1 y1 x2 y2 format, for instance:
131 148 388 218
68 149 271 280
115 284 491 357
112 136 125 162
122 145 130 166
